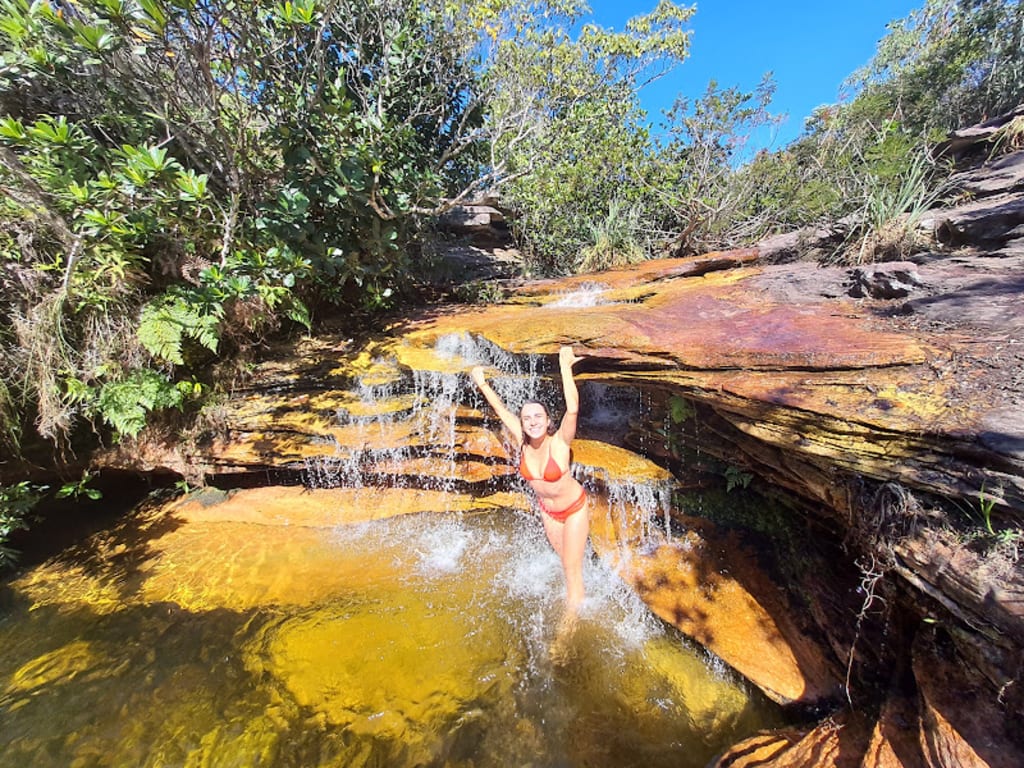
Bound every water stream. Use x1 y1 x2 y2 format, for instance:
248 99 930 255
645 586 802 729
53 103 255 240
0 333 785 767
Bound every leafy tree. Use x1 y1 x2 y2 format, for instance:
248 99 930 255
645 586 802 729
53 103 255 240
677 0 1024 268
841 0 1024 139
485 0 695 273
651 75 783 255
0 0 706 457
0 0 498 450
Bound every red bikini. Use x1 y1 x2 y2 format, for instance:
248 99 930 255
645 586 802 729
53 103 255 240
518 447 587 522
518 451 567 482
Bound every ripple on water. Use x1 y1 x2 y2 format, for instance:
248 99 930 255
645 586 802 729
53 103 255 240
0 499 782 768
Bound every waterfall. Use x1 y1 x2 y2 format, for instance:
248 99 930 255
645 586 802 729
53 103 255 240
0 334 788 768
301 332 678 552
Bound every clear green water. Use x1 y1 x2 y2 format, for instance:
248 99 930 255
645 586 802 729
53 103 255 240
0 501 781 767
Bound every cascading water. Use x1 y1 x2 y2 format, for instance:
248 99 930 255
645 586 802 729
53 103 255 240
0 332 784 768
546 282 613 308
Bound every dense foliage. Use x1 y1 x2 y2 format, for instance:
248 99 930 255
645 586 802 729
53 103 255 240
488 0 693 273
0 0 490 456
0 0 696 457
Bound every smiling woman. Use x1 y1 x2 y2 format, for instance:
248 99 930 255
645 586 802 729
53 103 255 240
470 346 591 615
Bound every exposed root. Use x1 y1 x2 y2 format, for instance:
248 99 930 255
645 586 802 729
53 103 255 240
845 480 925 562
841 480 925 704
844 552 891 705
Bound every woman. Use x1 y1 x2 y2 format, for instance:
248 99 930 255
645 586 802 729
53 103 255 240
470 345 590 614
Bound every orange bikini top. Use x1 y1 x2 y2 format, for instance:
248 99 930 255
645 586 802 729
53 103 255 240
519 447 568 482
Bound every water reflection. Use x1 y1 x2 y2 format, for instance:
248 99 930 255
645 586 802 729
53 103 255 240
1 501 780 767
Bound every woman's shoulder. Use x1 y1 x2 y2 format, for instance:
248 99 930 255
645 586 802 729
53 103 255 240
549 432 572 452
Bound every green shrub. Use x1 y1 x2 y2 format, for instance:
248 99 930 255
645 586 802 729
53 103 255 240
0 481 45 568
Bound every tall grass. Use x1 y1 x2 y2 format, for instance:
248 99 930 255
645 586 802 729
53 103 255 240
838 148 948 265
577 200 648 272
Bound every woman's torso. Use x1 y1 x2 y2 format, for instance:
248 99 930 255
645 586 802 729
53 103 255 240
519 436 583 506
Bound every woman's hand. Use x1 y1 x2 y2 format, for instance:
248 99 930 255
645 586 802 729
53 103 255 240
470 366 487 387
559 345 583 369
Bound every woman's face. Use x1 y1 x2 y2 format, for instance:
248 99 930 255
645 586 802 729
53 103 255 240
520 403 550 441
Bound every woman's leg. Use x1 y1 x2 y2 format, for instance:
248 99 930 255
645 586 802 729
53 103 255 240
561 504 589 612
542 505 590 613
541 512 565 557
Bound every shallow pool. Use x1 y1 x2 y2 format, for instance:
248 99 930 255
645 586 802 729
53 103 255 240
0 498 781 767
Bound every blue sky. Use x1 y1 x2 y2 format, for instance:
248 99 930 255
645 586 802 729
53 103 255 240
587 0 922 152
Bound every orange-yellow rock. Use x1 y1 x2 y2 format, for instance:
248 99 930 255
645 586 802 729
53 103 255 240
591 519 840 706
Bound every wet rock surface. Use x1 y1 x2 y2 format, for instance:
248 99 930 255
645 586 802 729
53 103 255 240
94 237 1024 761
90 123 1024 764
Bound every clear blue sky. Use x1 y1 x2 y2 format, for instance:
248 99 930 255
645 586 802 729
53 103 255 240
587 0 922 152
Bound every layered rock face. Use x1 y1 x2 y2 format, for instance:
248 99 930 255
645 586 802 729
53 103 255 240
99 137 1024 765
102 241 1022 763
103 329 843 708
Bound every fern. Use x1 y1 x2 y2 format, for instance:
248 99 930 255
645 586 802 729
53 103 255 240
138 301 185 364
1 481 47 568
138 290 222 366
96 369 183 438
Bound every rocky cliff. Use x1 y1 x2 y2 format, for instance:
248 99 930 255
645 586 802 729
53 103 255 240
93 117 1024 766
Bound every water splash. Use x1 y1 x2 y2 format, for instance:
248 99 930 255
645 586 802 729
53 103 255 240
581 463 676 545
305 335 685 552
303 338 508 496
0 492 781 768
304 448 363 489
411 514 474 574
434 332 549 407
546 282 612 308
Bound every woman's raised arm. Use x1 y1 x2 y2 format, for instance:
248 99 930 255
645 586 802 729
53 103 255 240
470 366 523 443
557 346 582 443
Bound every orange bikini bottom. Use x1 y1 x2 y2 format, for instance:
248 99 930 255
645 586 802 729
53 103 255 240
539 489 587 522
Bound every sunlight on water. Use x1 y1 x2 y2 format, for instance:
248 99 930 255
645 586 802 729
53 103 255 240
0 503 781 768
0 333 787 766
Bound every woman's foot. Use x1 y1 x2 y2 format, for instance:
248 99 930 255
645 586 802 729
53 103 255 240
549 610 580 665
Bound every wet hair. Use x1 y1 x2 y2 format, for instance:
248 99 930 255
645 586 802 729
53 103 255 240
519 399 557 443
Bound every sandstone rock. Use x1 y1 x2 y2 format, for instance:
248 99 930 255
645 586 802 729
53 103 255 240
438 203 506 231
860 695 927 768
913 630 1024 768
712 711 873 767
396 255 1023 515
895 530 1024 649
933 105 1024 160
435 202 513 251
169 485 527 528
943 150 1024 198
590 509 841 706
846 262 925 299
931 195 1024 247
755 224 849 264
710 729 806 767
